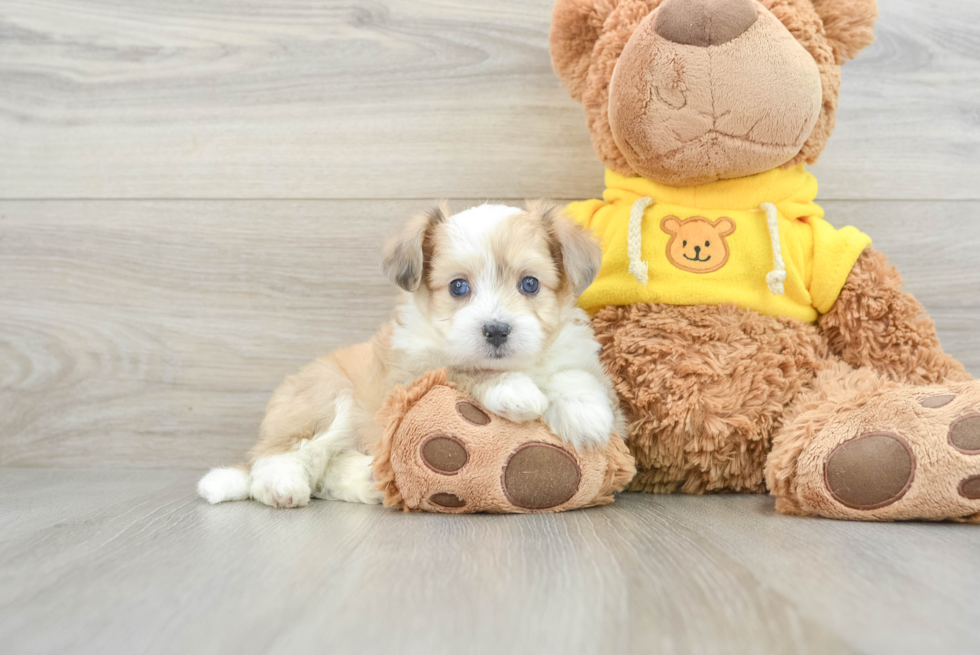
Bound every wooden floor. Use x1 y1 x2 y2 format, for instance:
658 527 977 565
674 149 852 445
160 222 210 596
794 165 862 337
1 469 979 655
3 0 980 653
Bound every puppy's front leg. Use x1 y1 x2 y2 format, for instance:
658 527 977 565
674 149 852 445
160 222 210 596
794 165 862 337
472 372 549 423
543 370 615 450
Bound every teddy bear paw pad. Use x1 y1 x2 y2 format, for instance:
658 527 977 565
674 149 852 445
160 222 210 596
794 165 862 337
824 432 914 510
429 492 466 508
501 443 581 510
919 394 955 408
456 401 490 425
948 414 980 454
959 475 980 500
420 435 469 474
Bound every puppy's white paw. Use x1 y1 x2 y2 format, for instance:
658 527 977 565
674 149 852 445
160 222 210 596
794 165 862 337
314 451 383 505
543 370 616 449
544 371 616 448
250 455 311 509
481 373 549 423
545 394 614 449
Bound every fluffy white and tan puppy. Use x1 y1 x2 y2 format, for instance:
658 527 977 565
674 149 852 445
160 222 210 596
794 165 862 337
198 202 624 508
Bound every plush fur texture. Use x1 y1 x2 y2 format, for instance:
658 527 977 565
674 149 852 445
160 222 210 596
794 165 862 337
607 2 824 185
372 369 635 513
593 302 827 493
818 247 970 385
549 0 878 182
198 202 623 509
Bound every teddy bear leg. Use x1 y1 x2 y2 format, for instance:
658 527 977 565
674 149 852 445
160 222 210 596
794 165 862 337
591 303 827 494
373 372 634 513
766 361 980 522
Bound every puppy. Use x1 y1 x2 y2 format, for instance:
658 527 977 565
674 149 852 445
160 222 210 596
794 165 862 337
198 201 624 508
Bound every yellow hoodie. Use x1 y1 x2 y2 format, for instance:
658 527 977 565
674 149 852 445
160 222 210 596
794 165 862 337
566 165 871 324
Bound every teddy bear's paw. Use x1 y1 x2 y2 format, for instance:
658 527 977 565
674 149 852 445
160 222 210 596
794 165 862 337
383 385 619 513
250 454 312 509
793 381 980 522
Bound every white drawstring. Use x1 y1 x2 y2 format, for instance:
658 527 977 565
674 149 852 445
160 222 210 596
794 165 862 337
628 196 653 285
761 202 785 295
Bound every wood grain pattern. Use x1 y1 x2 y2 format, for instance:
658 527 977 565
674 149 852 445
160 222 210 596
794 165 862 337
1 0 978 200
2 469 978 655
2 199 979 469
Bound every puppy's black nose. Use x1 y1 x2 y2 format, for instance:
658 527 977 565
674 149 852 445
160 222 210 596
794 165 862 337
694 245 701 255
483 322 511 348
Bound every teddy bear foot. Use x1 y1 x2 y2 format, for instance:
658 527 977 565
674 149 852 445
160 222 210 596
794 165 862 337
371 370 635 513
783 380 980 522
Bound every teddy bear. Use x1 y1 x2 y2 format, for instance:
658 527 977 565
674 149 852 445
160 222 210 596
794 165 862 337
549 0 980 521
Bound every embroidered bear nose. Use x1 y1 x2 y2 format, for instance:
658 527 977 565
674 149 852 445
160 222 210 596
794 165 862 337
654 0 758 47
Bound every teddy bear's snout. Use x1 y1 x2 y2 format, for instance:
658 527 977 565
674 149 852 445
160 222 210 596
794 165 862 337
654 0 758 48
606 0 823 186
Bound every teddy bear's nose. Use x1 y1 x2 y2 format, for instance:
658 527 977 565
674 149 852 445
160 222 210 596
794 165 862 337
654 0 758 47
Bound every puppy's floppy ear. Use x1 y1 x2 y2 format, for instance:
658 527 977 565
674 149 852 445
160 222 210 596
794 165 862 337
381 202 448 292
551 0 621 101
810 0 878 63
530 200 603 296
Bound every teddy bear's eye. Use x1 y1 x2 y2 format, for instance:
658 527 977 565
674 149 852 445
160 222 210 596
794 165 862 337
683 240 687 247
705 241 711 247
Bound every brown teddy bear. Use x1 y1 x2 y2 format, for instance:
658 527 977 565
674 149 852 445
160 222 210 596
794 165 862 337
550 0 980 521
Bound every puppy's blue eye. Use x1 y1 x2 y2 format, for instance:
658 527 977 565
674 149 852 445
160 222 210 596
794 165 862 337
520 276 540 295
449 279 469 297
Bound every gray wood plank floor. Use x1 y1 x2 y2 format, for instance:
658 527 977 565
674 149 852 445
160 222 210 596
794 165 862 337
2 469 978 655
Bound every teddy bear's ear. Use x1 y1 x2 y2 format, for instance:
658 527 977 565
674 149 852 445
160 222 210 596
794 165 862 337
550 0 621 100
660 216 680 235
715 217 736 237
811 0 878 63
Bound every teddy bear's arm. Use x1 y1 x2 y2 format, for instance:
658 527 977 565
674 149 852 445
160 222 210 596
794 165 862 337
818 246 971 385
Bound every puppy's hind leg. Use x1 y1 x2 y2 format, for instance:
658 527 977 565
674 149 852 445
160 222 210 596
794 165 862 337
314 450 383 505
250 394 358 509
307 395 382 505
